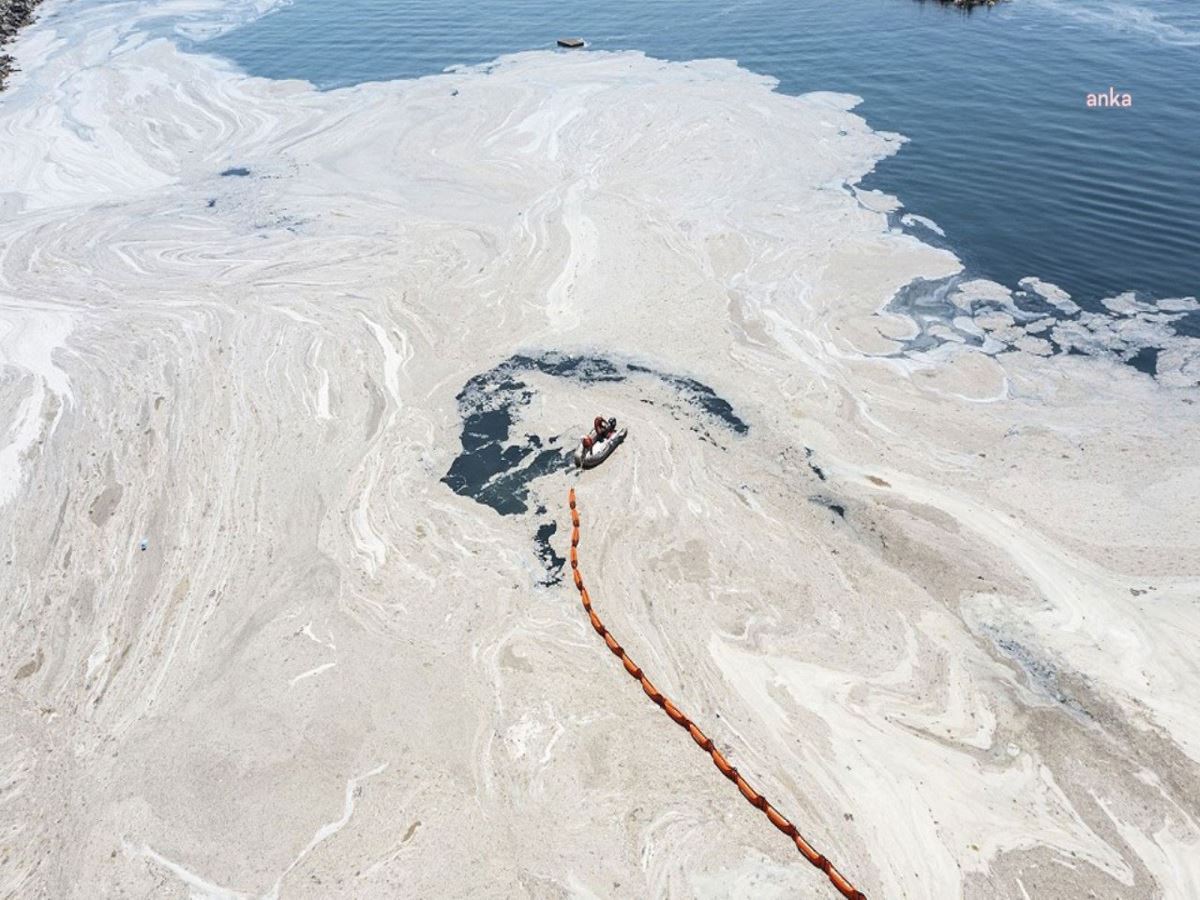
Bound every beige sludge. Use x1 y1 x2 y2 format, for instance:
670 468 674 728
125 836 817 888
1 0 1198 896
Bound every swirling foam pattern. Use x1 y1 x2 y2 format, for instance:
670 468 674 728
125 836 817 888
0 0 1198 897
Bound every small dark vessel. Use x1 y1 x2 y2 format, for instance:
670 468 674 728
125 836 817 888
557 37 586 48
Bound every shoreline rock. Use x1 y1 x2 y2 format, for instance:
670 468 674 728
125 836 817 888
1 0 46 91
918 0 1003 9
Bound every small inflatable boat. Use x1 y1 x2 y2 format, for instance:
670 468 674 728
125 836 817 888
574 420 628 469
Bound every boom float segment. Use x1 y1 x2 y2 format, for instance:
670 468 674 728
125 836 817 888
567 487 867 899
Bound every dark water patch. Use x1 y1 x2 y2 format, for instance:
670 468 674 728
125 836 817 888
883 273 1197 387
628 364 749 435
810 495 845 519
1127 346 1160 377
533 520 565 585
443 351 747 516
804 447 827 482
885 276 985 354
1010 288 1075 320
1173 310 1200 340
220 166 251 177
515 352 624 383
443 351 748 572
443 375 569 517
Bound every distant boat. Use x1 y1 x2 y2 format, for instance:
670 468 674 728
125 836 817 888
557 37 586 49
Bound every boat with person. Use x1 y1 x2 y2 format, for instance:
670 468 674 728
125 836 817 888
574 415 627 469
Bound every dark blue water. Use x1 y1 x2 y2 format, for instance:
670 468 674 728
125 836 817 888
439 351 748 576
201 0 1200 306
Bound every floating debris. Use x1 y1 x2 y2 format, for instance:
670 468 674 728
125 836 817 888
556 37 585 49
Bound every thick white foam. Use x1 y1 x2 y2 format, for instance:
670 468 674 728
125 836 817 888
1 1 1197 897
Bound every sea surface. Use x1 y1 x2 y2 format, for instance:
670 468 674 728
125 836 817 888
199 0 1200 308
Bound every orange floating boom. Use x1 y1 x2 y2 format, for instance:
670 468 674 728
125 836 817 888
567 487 867 900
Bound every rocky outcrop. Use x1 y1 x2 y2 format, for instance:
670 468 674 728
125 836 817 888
926 0 1002 7
1 0 45 91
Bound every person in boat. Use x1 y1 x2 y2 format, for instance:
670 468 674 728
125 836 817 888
575 414 624 468
593 415 617 441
